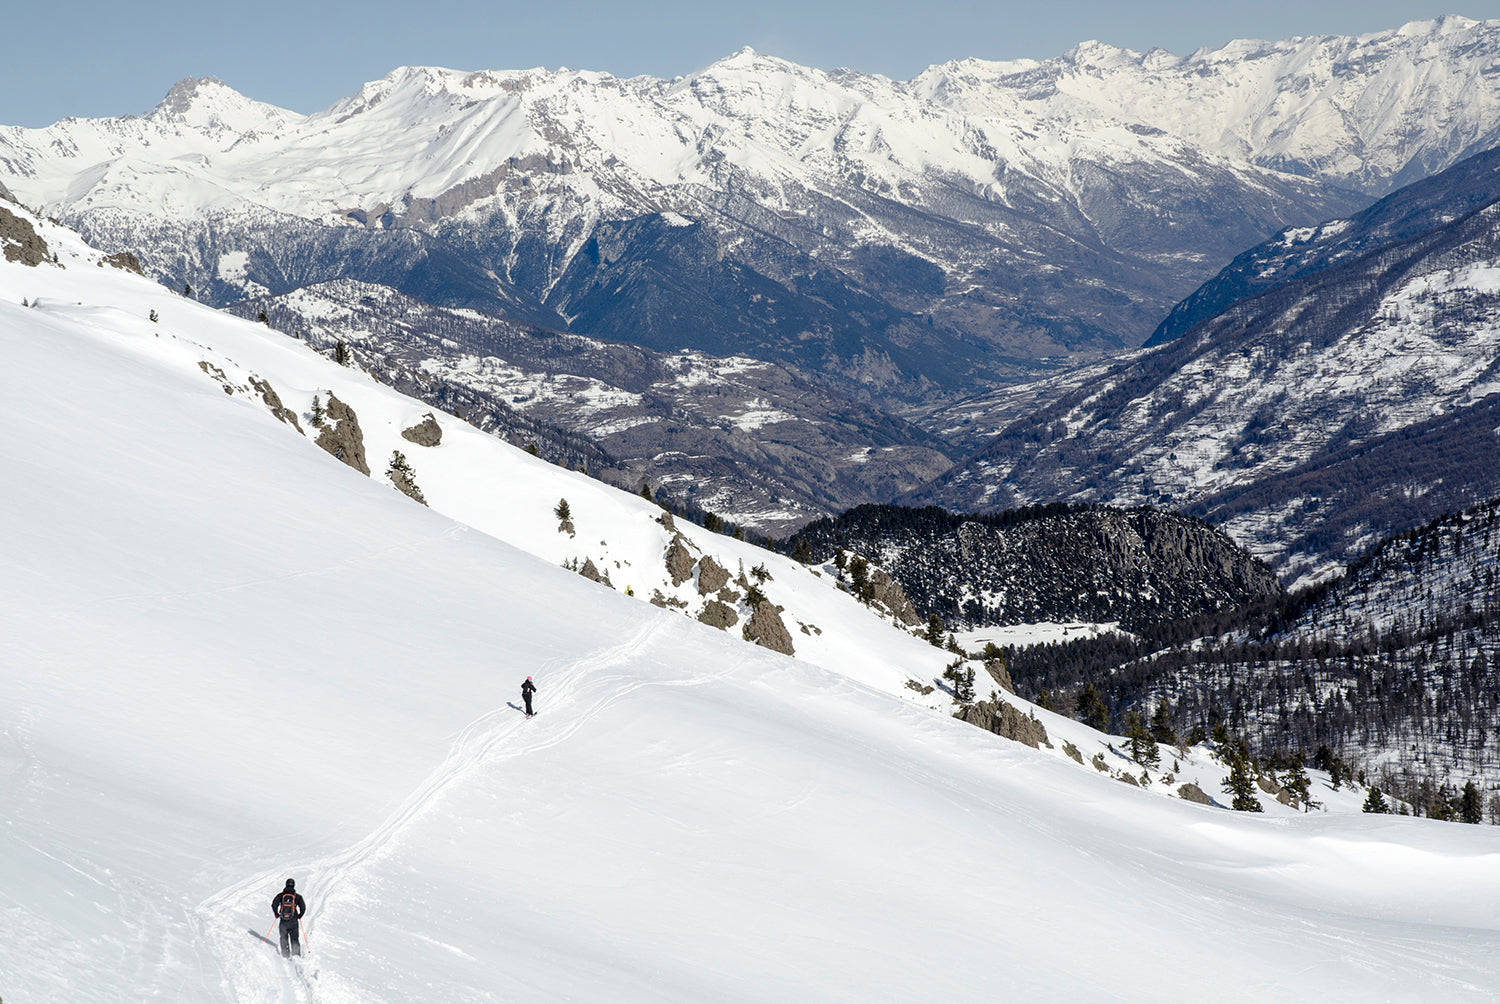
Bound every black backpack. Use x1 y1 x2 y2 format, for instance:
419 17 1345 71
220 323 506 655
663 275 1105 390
277 891 299 920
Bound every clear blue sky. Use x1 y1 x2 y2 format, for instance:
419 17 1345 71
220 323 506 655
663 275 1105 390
3 1 1493 127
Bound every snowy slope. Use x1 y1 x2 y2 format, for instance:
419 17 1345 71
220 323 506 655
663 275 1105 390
5 209 1500 1001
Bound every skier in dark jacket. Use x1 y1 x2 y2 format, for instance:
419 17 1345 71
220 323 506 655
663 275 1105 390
272 878 307 957
522 676 536 717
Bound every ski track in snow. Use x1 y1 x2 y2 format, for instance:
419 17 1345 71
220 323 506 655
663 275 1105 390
195 613 748 1003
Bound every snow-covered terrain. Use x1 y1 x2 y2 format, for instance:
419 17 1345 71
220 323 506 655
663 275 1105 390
19 20 1497 390
6 205 1500 1002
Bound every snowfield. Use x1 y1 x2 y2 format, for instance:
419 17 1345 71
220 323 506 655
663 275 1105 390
4 208 1500 1002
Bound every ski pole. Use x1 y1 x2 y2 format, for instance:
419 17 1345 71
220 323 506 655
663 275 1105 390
299 916 309 956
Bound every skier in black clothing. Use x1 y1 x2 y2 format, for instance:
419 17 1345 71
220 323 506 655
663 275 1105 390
522 676 536 717
272 878 307 957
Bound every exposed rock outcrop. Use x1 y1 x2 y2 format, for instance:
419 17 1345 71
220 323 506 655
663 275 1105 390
400 412 443 447
983 658 1015 695
697 600 738 629
1178 782 1213 805
249 376 303 433
0 206 50 266
867 566 921 625
314 393 370 475
742 601 795 655
664 534 695 586
101 251 144 275
954 698 1051 749
696 555 730 595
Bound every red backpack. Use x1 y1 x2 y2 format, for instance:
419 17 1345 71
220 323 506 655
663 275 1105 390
277 891 299 920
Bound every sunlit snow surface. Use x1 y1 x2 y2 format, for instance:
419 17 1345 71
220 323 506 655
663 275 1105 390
4 213 1500 1001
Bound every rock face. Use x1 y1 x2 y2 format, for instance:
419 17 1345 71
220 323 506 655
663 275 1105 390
696 555 730 596
1178 783 1214 805
867 566 921 626
696 600 738 630
0 206 49 266
579 558 603 583
400 412 443 447
954 698 1050 749
249 376 303 433
983 659 1015 695
663 535 696 587
101 251 144 275
314 393 370 475
742 601 795 656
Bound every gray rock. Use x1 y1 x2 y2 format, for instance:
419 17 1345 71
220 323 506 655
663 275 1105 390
0 206 50 267
101 251 144 275
983 658 1015 695
954 698 1051 749
400 412 443 447
697 554 730 595
664 534 695 586
579 558 602 582
1178 782 1214 805
742 601 795 655
1117 772 1141 787
314 393 370 475
249 376 303 433
697 599 738 629
867 566 922 625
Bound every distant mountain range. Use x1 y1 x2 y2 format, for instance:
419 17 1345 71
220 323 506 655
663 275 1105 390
4 17 1500 561
912 143 1500 583
7 17 1500 403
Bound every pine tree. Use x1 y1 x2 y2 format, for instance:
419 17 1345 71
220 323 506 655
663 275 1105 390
925 613 944 648
790 537 814 564
385 451 427 506
554 498 575 536
639 483 653 502
1281 753 1312 810
1461 781 1483 824
1125 711 1160 769
943 661 976 704
309 395 325 428
334 340 352 366
1222 744 1263 813
1362 786 1389 814
1149 702 1177 746
1077 683 1110 733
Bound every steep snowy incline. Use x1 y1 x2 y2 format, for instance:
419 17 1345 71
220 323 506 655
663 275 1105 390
5 214 1500 1001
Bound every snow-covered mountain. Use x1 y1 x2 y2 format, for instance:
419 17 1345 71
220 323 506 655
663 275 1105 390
7 197 1500 1001
19 21 1500 396
911 142 1500 584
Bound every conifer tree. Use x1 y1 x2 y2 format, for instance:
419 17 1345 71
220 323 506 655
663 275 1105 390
1362 786 1389 814
1222 744 1263 812
1281 753 1312 810
385 451 427 506
1461 781 1483 824
1149 702 1177 746
554 498 575 536
1125 711 1160 769
1076 683 1110 733
925 613 944 648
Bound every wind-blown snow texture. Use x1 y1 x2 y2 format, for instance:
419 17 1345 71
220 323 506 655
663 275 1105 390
4 206 1500 1002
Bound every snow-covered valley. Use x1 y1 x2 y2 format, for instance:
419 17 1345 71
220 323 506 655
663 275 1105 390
4 195 1500 1002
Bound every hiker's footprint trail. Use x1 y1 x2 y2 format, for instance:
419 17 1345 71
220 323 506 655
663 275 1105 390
202 611 744 1002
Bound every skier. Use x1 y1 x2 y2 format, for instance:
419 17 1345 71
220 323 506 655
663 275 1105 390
522 676 536 717
272 878 307 957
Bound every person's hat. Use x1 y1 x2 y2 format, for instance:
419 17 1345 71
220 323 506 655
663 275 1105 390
285 878 296 889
